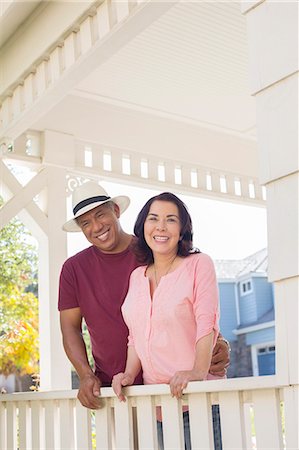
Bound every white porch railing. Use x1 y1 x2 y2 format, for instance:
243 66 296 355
1 376 298 450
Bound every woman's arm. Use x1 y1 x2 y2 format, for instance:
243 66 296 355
169 331 214 399
112 345 142 402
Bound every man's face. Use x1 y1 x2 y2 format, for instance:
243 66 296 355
76 202 122 253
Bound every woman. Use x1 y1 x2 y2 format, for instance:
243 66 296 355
112 192 224 449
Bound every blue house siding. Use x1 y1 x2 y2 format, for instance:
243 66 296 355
218 282 238 342
245 326 275 346
215 250 275 378
238 288 258 325
253 277 274 318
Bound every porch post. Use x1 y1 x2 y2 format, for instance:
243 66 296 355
38 131 74 390
242 1 298 385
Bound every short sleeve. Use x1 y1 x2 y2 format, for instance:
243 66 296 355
58 260 79 311
192 254 219 346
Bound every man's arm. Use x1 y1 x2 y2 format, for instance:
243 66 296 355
210 334 231 376
60 308 102 409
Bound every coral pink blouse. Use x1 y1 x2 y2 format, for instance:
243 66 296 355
121 253 220 385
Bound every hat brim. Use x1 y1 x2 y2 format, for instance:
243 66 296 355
62 195 130 232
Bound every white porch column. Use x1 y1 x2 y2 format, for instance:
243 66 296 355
242 0 299 387
38 131 74 390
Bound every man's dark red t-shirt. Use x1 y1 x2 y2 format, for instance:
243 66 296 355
58 244 143 386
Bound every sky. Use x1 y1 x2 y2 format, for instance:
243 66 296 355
67 180 268 261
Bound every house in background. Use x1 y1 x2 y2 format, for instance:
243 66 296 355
215 248 275 378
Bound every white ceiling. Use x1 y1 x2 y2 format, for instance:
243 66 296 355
72 1 256 137
2 0 258 175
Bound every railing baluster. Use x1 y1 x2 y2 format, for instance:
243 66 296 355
31 401 42 450
283 385 299 450
75 403 92 450
18 401 30 450
243 402 254 450
113 398 134 449
252 388 283 449
59 399 75 449
136 396 158 450
0 401 6 450
95 399 114 450
6 402 17 450
188 393 214 449
219 391 247 450
160 395 184 449
43 400 56 450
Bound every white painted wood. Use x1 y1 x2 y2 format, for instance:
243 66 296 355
0 402 6 450
160 395 184 450
43 129 75 167
37 166 70 391
49 46 62 84
136 396 158 450
11 85 22 118
252 389 283 449
113 0 130 23
266 176 299 282
274 279 299 385
64 32 77 70
283 385 299 450
0 2 97 94
244 1 298 93
31 401 42 450
6 403 17 450
80 16 94 56
188 393 214 450
18 401 30 450
58 399 75 449
1 1 175 140
114 399 134 449
95 399 114 450
0 167 48 229
43 400 57 450
66 140 264 206
75 402 92 450
95 1 111 40
0 384 299 450
35 62 47 99
243 403 253 450
256 75 299 185
0 160 48 240
219 391 246 450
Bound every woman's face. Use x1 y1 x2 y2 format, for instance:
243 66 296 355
144 200 181 257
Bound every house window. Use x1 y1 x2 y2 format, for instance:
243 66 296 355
258 345 275 354
240 280 252 295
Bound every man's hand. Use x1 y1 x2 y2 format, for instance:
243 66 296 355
210 338 230 377
77 373 102 410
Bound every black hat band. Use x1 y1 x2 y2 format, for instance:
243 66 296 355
73 195 111 215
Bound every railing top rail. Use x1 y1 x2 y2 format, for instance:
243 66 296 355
0 375 293 403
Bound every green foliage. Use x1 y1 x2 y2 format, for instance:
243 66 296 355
0 215 37 292
0 202 39 377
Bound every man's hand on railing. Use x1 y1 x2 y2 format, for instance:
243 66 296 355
112 372 135 402
77 373 103 410
209 337 231 377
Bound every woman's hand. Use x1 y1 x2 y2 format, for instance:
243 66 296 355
169 369 204 399
112 372 135 402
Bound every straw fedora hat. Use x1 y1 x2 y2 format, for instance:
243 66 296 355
63 182 130 232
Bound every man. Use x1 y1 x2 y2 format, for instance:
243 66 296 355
58 181 230 411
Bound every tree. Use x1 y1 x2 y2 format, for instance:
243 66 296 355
0 201 39 387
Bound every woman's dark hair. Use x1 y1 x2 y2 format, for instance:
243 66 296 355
133 192 200 264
